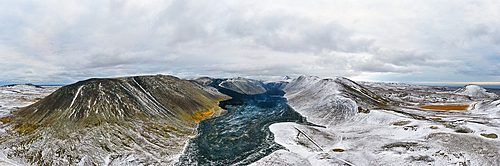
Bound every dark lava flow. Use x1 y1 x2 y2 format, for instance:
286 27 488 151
177 80 319 165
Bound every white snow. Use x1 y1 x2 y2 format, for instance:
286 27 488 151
255 76 500 165
0 151 25 166
69 85 83 108
455 84 498 99
0 84 60 117
219 77 267 95
3 77 500 165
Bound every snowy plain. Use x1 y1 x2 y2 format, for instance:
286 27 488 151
0 85 60 165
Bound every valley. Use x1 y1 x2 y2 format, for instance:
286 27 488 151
1 75 499 165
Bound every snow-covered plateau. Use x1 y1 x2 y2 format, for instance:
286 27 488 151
1 75 500 165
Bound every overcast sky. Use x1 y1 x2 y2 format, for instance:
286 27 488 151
1 0 500 85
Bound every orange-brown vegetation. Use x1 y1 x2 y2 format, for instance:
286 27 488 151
419 104 469 111
191 107 217 123
189 99 226 123
0 117 9 123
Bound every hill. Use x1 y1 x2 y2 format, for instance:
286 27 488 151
0 75 228 165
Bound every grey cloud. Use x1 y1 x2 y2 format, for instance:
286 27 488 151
225 13 376 53
2 0 500 84
315 53 415 74
466 24 490 39
0 0 394 83
376 50 436 67
464 24 500 46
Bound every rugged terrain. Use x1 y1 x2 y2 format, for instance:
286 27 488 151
0 75 228 165
255 76 500 165
1 75 500 165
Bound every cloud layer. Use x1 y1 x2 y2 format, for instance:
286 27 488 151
1 0 500 84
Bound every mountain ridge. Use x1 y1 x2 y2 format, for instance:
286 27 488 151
1 74 229 165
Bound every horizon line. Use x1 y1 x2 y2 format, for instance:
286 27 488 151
411 81 500 85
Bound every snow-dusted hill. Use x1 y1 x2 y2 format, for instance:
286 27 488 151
359 82 475 104
254 76 500 165
455 84 498 99
282 76 390 127
189 77 267 95
219 77 267 95
470 98 500 122
0 75 229 165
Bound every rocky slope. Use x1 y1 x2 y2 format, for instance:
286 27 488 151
0 75 228 165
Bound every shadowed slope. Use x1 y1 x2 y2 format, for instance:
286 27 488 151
0 75 229 165
219 77 267 95
189 77 267 95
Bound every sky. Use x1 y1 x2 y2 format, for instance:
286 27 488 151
1 0 500 85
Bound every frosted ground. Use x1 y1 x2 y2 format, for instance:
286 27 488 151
254 76 500 165
2 76 500 165
0 85 60 118
0 84 60 165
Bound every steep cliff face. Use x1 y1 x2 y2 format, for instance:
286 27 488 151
0 75 229 165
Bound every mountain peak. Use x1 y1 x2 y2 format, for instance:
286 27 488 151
282 76 292 80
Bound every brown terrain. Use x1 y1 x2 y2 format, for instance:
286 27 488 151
419 104 470 111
